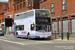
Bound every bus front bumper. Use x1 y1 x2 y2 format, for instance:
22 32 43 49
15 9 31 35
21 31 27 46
30 35 51 38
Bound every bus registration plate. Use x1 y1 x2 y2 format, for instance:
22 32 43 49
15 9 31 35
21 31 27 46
40 35 46 38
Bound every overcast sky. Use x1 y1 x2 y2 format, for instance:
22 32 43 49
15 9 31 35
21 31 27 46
0 0 8 2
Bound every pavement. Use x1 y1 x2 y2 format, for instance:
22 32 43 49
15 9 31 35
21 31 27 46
4 34 13 36
53 38 75 43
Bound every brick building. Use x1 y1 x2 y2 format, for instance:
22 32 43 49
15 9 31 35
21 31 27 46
4 0 40 19
0 2 8 23
13 0 39 16
40 0 75 35
4 0 40 33
0 2 8 31
4 0 14 19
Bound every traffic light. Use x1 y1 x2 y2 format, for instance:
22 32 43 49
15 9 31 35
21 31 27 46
5 18 12 27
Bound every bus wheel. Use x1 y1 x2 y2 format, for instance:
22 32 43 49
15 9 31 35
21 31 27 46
27 34 30 39
16 32 19 38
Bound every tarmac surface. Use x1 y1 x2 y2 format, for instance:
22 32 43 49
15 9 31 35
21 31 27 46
0 35 75 50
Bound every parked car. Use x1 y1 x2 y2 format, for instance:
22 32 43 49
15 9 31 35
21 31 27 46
0 30 4 36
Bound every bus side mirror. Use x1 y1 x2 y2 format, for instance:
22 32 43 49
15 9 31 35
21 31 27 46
31 24 35 28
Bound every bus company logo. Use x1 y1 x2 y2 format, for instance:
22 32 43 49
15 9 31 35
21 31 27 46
30 20 31 23
22 31 27 34
43 32 45 34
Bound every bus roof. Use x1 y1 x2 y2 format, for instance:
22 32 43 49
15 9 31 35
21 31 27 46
15 9 50 15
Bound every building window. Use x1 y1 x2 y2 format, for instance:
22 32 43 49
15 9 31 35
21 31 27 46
42 6 45 9
23 2 25 8
62 0 66 11
20 4 22 9
51 3 54 13
14 6 16 11
29 0 31 7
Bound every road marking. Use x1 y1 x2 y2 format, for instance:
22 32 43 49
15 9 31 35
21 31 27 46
0 39 25 45
0 37 5 38
36 41 53 43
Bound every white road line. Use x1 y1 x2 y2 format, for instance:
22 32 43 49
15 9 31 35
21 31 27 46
36 41 53 43
0 37 5 38
0 39 25 45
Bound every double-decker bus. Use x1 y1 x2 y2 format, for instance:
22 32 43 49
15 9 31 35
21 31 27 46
14 9 52 39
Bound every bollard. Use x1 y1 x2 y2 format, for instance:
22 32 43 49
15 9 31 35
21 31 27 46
67 22 69 40
67 32 69 40
55 31 56 39
61 32 63 40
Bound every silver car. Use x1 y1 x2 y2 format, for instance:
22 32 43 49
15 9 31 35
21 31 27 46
0 30 4 36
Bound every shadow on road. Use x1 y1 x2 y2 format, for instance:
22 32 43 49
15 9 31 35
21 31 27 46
19 37 53 41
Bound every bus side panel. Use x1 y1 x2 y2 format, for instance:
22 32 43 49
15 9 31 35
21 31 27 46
14 23 16 36
18 19 27 38
28 17 36 38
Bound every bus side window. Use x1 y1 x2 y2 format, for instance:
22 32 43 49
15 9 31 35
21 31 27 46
21 25 24 30
16 26 19 30
31 11 34 16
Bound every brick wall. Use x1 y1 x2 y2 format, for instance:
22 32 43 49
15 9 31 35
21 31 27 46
9 0 14 11
0 2 8 13
14 0 19 3
0 2 8 23
40 0 75 18
0 14 4 23
14 0 39 15
4 0 15 19
4 0 40 19
33 0 39 9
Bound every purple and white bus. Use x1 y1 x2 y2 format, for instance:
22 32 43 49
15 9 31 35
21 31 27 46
14 9 52 39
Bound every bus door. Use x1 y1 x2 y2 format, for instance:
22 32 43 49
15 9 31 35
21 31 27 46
30 24 35 34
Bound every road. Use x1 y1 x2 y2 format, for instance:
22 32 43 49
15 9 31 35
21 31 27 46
0 36 75 50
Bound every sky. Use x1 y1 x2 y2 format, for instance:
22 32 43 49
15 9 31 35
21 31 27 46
0 0 8 2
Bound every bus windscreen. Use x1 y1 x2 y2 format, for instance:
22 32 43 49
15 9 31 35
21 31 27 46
35 10 50 17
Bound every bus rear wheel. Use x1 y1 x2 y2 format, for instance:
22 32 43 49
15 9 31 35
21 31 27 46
16 32 19 38
27 34 30 39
